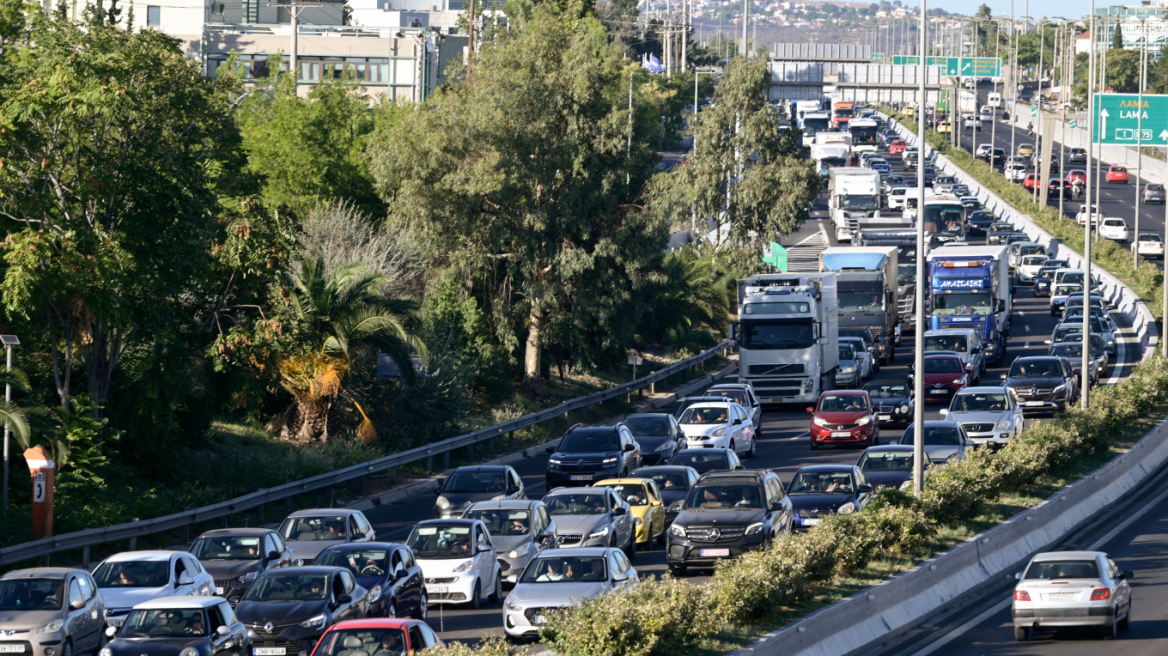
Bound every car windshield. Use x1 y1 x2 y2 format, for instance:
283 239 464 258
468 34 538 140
443 470 508 494
1054 284 1082 296
671 452 728 470
93 561 170 588
243 573 330 601
191 535 264 561
864 384 908 399
637 470 691 492
951 393 1008 412
788 472 853 494
623 415 673 436
1022 255 1047 266
679 406 730 425
317 629 407 656
839 344 857 361
558 432 619 452
739 319 816 350
923 358 962 374
315 549 389 577
1036 268 1059 280
900 427 963 445
519 556 608 583
119 609 208 638
605 483 652 506
708 389 748 405
545 493 608 516
1051 344 1090 358
1058 272 1085 285
685 484 765 509
463 509 531 536
970 211 994 223
925 335 968 352
0 579 64 611
1024 560 1100 580
818 394 868 412
1010 360 1062 378
857 451 914 472
1140 234 1162 243
279 516 348 542
932 292 994 316
406 525 477 558
1103 219 1125 228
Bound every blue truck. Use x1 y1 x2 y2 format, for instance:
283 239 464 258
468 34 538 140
924 245 1012 364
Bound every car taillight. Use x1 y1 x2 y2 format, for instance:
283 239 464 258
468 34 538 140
1014 590 1031 601
1090 588 1110 601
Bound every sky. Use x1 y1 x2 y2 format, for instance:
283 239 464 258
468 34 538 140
913 0 1121 20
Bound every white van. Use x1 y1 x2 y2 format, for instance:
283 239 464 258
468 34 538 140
988 92 1002 108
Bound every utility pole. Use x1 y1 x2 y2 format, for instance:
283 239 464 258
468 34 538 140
269 0 322 86
1058 23 1066 221
681 0 688 72
913 0 927 499
1093 22 1108 239
1034 21 1044 205
1084 1 1096 405
1134 18 1147 269
1011 6 1018 175
741 0 749 60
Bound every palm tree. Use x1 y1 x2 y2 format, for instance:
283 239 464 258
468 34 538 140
271 257 425 444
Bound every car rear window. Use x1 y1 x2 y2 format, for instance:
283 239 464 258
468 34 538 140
1024 560 1099 580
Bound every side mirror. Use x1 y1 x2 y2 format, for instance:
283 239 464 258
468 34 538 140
546 445 557 454
1122 570 1134 580
267 551 282 562
999 374 1007 380
336 593 352 605
70 598 86 610
733 418 742 425
177 574 195 587
623 443 635 452
1043 340 1052 345
965 364 973 373
1014 572 1022 580
395 569 410 581
106 627 118 639
651 500 662 507
612 506 628 516
217 626 231 638
858 485 873 494
613 573 630 583
479 544 493 554
938 408 949 418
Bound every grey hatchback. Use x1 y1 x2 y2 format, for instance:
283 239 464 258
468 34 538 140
0 568 106 656
1143 183 1165 205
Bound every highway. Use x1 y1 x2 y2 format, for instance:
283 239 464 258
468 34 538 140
356 147 1145 647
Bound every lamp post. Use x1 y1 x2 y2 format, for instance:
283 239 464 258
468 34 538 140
1 334 19 521
1084 1 1096 407
913 0 927 499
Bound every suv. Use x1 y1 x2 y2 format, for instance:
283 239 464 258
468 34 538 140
1068 147 1087 164
1002 356 1077 415
666 470 793 575
545 424 643 489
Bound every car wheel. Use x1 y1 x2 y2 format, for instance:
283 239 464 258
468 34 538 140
1119 602 1131 630
469 579 482 610
489 571 502 603
1014 626 1029 642
1107 610 1120 639
413 590 428 619
729 439 736 454
810 441 820 451
386 600 397 618
748 436 757 458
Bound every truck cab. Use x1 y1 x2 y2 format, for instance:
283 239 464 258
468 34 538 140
818 247 899 364
925 245 1012 364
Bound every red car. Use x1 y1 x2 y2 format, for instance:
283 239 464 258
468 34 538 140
889 140 907 155
1107 165 1129 183
1023 173 1041 191
1067 169 1087 185
807 390 880 450
914 353 969 403
310 619 443 656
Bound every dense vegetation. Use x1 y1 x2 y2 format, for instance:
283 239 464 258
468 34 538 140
0 0 819 543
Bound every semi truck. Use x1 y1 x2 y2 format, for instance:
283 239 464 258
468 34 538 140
852 229 923 338
734 274 839 404
818 246 899 364
828 168 908 242
922 193 967 244
801 111 834 146
925 245 1012 364
831 100 855 129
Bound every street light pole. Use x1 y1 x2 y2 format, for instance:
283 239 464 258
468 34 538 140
913 0 927 499
0 335 18 522
1084 0 1096 407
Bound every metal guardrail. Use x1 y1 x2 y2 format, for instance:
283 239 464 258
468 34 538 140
0 341 730 567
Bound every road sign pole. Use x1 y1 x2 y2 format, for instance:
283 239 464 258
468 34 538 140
1135 28 1145 271
1084 1 1095 407
913 0 927 500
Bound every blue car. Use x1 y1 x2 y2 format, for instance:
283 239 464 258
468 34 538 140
315 542 427 619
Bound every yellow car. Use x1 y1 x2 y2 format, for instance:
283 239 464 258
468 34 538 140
936 120 952 134
1017 143 1036 157
594 477 666 550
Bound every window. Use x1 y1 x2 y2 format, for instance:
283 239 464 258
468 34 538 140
339 571 355 594
217 601 236 625
207 605 226 630
271 534 287 553
417 624 439 648
174 557 187 580
355 512 372 535
391 550 405 575
476 527 492 552
408 626 426 653
182 557 201 575
147 6 160 26
67 580 84 609
76 574 95 600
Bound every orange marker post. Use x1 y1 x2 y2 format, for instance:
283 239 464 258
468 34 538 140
24 446 54 538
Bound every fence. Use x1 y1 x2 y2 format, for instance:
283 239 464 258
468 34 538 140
0 341 729 567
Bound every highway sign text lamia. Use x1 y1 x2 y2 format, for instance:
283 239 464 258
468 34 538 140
1092 93 1168 146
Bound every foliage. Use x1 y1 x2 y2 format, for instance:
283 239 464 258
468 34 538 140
636 244 740 352
299 201 419 299
426 277 512 403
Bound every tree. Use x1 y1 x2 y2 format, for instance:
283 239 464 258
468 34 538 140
1105 48 1141 93
1113 23 1124 50
370 7 661 389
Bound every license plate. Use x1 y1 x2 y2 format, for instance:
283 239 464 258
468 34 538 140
1044 593 1076 601
929 389 947 395
877 414 891 421
106 618 125 627
570 475 592 481
534 615 547 624
700 548 731 557
1025 401 1045 407
769 398 784 403
426 585 449 594
0 646 26 654
254 650 286 656
215 586 225 595
803 518 820 526
831 431 851 438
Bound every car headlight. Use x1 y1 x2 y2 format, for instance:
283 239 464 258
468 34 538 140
898 404 909 413
837 503 857 515
813 416 829 427
38 619 64 634
436 495 451 509
180 648 198 656
368 584 382 603
299 615 326 630
995 418 1013 431
655 441 674 452
548 458 562 469
953 376 967 385
506 596 523 611
670 524 685 537
841 366 856 374
713 427 726 437
602 456 619 467
634 517 643 525
744 522 765 536
100 650 112 656
508 543 533 559
589 526 610 539
1053 384 1067 393
453 559 474 573
239 570 259 583
856 416 871 426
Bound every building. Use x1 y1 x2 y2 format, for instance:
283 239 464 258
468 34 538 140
1097 3 1168 57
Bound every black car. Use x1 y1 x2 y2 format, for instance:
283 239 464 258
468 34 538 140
433 465 526 519
989 148 1007 166
545 424 643 489
862 382 914 427
856 445 925 490
665 470 793 575
668 448 743 474
235 567 368 656
986 222 1016 245
787 465 874 530
631 465 701 525
1033 263 1067 297
315 543 426 620
103 597 249 656
966 210 997 235
1001 356 1076 416
1068 147 1087 164
1048 179 1072 200
622 413 684 466
190 528 298 605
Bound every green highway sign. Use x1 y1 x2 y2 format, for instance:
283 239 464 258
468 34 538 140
871 53 885 63
890 56 1000 77
1031 105 1038 117
1092 93 1168 145
1069 119 1077 128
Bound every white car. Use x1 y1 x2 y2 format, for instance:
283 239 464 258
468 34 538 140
1132 232 1165 259
939 387 1023 448
979 111 994 124
962 115 981 130
502 547 637 639
887 186 911 210
1017 254 1049 284
975 144 993 159
676 401 757 457
1098 217 1129 242
92 551 215 627
1012 550 1133 641
1076 205 1102 226
1006 164 1028 182
406 519 504 609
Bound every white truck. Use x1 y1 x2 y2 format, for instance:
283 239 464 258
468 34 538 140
800 111 834 146
828 167 907 242
734 274 839 405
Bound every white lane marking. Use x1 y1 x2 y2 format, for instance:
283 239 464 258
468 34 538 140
818 220 831 245
788 431 810 441
1104 329 1131 386
796 230 826 246
1017 310 1025 316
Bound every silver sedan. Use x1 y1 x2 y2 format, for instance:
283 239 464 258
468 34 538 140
1012 550 1133 641
503 547 637 639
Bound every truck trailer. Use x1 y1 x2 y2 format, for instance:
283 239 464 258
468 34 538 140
818 247 899 363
